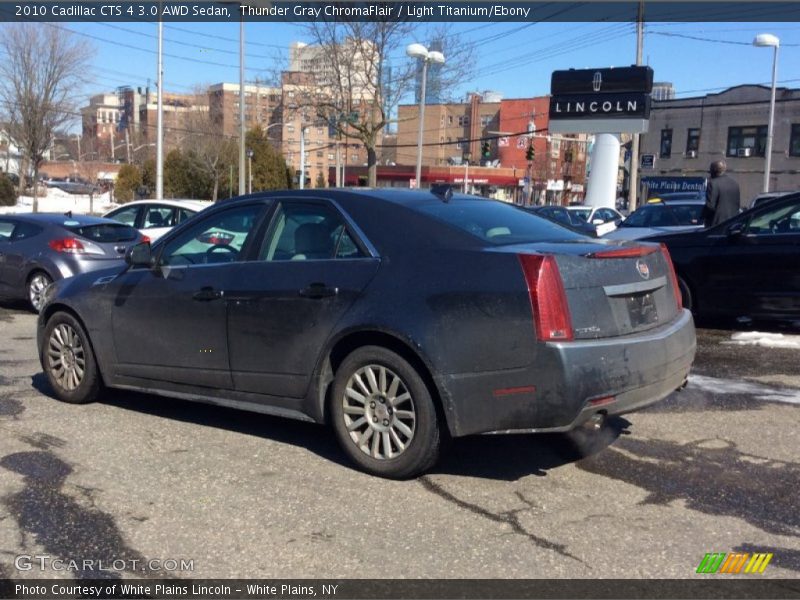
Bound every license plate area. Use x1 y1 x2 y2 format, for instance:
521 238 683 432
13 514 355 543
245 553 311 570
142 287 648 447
627 292 658 327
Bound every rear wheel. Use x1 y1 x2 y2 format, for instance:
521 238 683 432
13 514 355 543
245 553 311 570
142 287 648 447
28 271 52 313
330 346 441 479
42 311 102 404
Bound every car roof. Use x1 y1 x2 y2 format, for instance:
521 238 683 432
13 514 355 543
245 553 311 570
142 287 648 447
2 212 120 226
107 199 212 211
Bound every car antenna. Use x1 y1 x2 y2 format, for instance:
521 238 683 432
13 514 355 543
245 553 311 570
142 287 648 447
64 210 72 218
430 184 453 203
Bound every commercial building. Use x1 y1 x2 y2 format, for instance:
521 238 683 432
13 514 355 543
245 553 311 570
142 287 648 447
640 84 800 203
396 94 588 203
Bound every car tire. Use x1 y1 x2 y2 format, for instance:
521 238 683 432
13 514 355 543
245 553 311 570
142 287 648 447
27 271 52 313
41 311 103 404
677 276 694 312
330 346 441 479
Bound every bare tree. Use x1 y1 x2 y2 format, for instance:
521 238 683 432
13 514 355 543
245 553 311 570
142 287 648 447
0 24 91 211
181 92 237 202
302 20 473 186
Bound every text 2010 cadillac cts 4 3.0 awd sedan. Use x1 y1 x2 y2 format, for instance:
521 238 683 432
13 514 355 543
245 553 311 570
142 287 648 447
37 189 696 478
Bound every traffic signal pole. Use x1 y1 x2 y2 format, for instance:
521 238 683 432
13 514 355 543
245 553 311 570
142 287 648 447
627 0 645 211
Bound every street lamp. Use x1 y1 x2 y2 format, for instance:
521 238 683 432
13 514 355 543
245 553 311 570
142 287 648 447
406 43 445 190
753 33 780 193
247 149 254 194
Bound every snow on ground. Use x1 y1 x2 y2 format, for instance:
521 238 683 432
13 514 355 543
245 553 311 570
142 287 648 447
0 187 118 215
723 331 800 349
688 374 800 405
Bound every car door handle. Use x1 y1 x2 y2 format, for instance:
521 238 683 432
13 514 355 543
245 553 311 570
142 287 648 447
299 283 338 299
193 287 224 301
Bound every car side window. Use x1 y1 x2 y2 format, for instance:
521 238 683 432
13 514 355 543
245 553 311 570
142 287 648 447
108 206 139 226
143 206 175 228
746 201 800 235
177 209 195 223
648 207 679 227
259 203 365 261
159 204 262 267
10 221 42 240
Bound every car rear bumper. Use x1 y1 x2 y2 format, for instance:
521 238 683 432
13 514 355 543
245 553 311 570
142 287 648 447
438 309 696 437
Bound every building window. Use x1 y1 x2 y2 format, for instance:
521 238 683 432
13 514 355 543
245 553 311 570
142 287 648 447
686 128 700 156
456 138 465 150
660 129 673 158
789 124 800 157
351 154 358 161
727 125 767 157
480 115 492 127
328 153 335 160
458 116 469 127
448 116 453 125
316 151 323 158
440 115 445 126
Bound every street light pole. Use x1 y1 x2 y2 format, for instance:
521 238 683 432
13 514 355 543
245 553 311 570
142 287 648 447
238 21 246 196
247 149 253 194
406 44 445 190
299 126 307 190
156 18 164 201
754 33 780 193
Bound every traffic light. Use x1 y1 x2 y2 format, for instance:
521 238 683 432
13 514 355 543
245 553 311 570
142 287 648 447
526 143 535 161
481 141 491 158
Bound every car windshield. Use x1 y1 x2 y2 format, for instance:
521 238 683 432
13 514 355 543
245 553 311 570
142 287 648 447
417 200 586 245
66 223 138 243
622 203 703 228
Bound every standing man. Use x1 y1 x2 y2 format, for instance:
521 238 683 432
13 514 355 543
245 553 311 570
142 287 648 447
703 160 740 226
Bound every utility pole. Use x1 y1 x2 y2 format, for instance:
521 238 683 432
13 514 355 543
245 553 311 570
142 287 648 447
335 139 341 187
627 0 645 212
238 20 246 195
299 126 307 190
156 17 164 201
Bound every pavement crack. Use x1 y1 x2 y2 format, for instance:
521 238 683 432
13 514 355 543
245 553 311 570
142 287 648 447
419 476 583 563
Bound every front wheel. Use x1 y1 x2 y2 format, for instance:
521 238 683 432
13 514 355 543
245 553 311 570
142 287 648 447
330 346 441 479
42 311 103 404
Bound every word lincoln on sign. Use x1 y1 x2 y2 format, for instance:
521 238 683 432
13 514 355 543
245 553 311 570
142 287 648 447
548 93 651 120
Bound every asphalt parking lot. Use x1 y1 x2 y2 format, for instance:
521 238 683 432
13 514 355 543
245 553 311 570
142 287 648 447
0 303 798 580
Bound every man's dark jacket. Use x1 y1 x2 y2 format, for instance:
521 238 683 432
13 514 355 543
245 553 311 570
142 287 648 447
704 174 740 227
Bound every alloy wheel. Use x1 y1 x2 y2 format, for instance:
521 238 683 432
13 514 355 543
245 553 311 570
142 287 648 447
29 273 51 312
342 364 416 460
46 323 86 391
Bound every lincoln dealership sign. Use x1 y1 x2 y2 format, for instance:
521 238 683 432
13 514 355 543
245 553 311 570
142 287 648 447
549 93 650 119
549 66 654 134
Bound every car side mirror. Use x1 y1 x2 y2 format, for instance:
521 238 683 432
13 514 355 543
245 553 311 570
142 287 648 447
592 218 604 225
726 221 746 237
125 242 153 268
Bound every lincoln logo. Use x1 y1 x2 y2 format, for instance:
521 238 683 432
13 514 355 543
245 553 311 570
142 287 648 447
592 71 602 92
636 260 650 280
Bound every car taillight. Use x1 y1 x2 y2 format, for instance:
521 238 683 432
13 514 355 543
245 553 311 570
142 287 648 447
587 245 657 258
48 238 85 254
518 254 574 342
659 243 683 310
141 235 151 244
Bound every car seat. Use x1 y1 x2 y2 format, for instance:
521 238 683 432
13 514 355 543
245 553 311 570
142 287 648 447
293 222 333 260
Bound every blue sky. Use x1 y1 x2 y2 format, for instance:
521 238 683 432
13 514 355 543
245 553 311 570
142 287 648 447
66 20 799 106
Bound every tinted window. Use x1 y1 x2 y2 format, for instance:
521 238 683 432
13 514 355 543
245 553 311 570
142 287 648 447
570 208 591 222
621 206 656 227
670 204 704 226
160 205 261 266
66 223 138 242
419 200 585 245
260 203 365 261
11 221 43 240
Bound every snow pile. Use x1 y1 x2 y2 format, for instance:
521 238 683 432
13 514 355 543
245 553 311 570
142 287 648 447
724 331 800 349
689 374 800 405
0 187 118 216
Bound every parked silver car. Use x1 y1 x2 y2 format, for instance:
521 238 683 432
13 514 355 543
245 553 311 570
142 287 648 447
0 213 145 311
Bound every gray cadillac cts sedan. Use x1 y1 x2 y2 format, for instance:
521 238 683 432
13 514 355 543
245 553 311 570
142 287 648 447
37 189 696 478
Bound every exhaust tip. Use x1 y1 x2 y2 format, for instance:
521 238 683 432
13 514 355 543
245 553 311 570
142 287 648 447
583 413 606 432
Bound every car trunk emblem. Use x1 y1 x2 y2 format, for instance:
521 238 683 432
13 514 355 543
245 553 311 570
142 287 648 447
636 259 650 279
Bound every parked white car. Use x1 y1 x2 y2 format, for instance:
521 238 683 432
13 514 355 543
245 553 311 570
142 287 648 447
103 200 212 241
566 206 624 236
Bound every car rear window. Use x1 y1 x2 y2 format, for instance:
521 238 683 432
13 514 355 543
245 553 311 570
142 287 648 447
417 200 585 245
65 223 138 243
